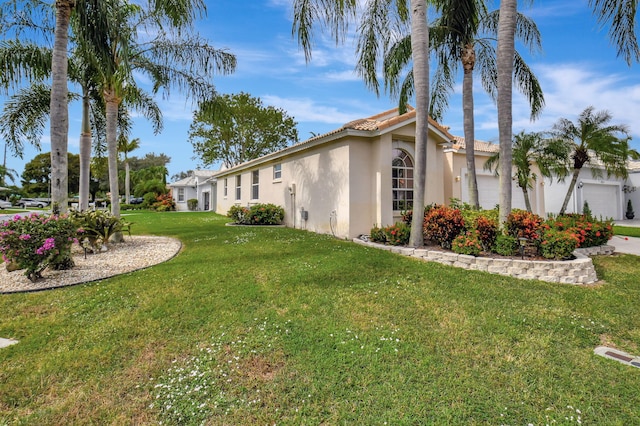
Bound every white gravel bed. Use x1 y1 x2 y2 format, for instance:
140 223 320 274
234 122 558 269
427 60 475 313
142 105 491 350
0 236 182 294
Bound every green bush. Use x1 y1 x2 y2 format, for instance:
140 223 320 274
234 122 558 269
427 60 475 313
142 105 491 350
540 228 580 260
451 230 483 256
227 204 284 225
370 225 386 243
506 210 544 241
70 209 132 250
545 214 613 248
493 234 518 256
187 198 198 211
0 213 78 281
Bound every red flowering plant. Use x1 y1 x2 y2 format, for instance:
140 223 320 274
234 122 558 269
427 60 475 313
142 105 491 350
0 213 79 282
152 193 176 212
539 228 581 260
383 222 410 246
423 205 465 249
544 214 613 248
451 230 483 256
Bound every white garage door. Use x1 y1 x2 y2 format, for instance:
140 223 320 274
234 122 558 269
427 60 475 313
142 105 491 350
582 183 620 219
464 175 527 211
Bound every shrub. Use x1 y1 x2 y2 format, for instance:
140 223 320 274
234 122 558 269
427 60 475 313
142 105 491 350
505 210 544 241
0 213 78 282
423 205 465 249
493 234 518 256
451 230 483 256
540 228 580 260
151 193 176 212
187 198 198 211
545 214 613 248
227 204 285 225
462 210 499 252
70 209 132 250
370 225 386 243
383 222 410 246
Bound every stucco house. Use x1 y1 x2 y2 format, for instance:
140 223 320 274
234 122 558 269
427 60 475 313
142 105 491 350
172 106 633 236
169 170 217 212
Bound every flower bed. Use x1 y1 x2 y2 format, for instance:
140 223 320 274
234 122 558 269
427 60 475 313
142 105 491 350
354 237 613 284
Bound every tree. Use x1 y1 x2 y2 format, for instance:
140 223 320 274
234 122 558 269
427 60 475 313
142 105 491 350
496 0 517 227
118 136 140 203
484 131 570 212
77 0 236 236
552 106 638 215
50 0 76 213
21 152 80 196
292 0 429 247
381 3 544 210
589 0 639 65
189 92 298 168
171 170 193 182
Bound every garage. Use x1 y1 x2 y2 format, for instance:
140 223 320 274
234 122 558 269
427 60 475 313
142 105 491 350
580 182 621 220
462 173 529 212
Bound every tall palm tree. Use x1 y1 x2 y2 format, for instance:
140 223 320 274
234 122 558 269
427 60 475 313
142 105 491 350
77 0 235 234
496 0 517 227
552 106 637 215
381 3 544 210
293 0 431 247
50 0 76 213
589 0 639 65
118 136 140 204
484 131 570 213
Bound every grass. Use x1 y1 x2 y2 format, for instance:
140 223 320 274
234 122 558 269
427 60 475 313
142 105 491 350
613 225 640 238
1 211 639 424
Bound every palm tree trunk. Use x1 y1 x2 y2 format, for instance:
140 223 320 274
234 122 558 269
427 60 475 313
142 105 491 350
79 86 91 211
462 44 479 209
521 185 533 212
50 0 75 214
105 88 124 243
125 161 131 204
497 0 517 228
409 0 429 248
559 168 581 215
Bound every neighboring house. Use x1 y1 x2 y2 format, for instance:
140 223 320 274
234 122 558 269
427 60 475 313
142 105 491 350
169 170 217 212
443 136 543 215
213 107 454 239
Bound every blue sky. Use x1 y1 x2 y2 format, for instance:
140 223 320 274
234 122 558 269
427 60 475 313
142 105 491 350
3 0 640 184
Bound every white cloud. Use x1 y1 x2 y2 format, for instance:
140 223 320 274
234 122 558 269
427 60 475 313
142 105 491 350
261 95 362 124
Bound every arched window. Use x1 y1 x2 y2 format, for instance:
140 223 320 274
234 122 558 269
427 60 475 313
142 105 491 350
392 148 414 211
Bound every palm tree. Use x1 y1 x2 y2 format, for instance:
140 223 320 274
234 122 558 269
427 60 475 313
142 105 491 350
293 0 431 247
118 136 140 204
552 106 638 215
484 131 570 213
50 0 76 213
381 3 544 210
496 0 517 227
589 0 639 65
78 0 235 234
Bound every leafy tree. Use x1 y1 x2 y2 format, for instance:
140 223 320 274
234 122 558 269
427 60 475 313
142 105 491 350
128 152 171 171
552 106 638 215
21 152 80 196
484 131 570 213
189 92 298 168
171 170 193 182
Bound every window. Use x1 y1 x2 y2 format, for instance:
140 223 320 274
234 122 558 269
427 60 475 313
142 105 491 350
273 163 282 180
235 175 241 200
223 178 228 197
177 188 185 202
392 148 414 211
252 170 259 199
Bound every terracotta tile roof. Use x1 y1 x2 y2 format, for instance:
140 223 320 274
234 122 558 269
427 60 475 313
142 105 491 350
450 135 499 153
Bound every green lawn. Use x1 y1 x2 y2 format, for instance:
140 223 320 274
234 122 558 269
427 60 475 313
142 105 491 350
613 225 640 238
1 211 639 425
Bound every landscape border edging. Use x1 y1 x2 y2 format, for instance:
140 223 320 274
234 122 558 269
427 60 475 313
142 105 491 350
353 239 614 285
